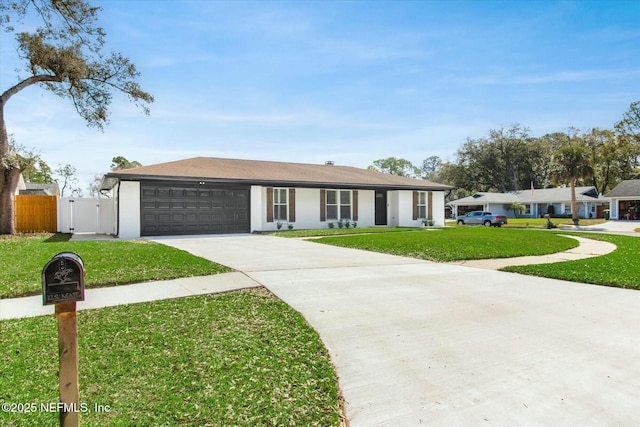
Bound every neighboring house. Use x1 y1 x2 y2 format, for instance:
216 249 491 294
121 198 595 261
18 182 61 196
15 174 27 195
448 186 606 219
99 157 451 238
604 179 640 220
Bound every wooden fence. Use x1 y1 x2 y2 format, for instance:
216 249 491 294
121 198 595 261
14 195 58 233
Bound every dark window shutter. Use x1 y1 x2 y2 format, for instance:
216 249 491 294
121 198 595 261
289 188 296 222
427 191 433 219
353 190 359 221
412 191 418 220
266 187 274 223
320 189 326 222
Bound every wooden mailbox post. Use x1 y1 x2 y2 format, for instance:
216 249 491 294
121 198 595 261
43 253 86 427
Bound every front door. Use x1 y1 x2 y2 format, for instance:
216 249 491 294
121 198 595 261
375 190 387 225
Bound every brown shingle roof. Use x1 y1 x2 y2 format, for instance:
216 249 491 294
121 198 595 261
103 157 450 190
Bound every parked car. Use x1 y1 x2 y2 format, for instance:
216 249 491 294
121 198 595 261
456 211 508 227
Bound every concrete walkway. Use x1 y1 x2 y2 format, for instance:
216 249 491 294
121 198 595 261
0 273 258 320
450 234 617 269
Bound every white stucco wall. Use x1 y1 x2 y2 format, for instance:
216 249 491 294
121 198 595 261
117 181 140 239
395 190 415 227
357 190 375 226
257 187 377 231
388 190 446 227
430 191 446 226
388 191 400 226
250 185 263 232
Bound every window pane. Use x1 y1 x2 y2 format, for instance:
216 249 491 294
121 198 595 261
419 192 426 204
327 190 337 205
340 205 351 219
275 205 287 221
418 206 426 219
327 206 338 220
274 188 286 203
340 190 351 204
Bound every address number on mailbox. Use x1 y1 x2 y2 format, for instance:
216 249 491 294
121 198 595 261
42 252 86 306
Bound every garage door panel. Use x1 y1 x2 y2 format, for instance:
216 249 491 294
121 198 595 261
140 182 250 236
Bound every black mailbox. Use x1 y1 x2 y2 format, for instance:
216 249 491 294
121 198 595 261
42 252 86 305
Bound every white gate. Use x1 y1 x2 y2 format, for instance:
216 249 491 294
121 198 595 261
58 198 116 234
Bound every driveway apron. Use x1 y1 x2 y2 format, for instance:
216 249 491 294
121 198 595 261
155 234 640 427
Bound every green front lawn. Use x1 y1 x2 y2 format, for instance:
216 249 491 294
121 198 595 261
309 227 640 290
503 232 640 290
447 218 607 228
315 227 578 262
501 218 606 228
0 234 230 299
265 226 422 238
0 288 342 427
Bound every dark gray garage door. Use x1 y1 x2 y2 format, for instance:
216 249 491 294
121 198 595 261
140 181 250 236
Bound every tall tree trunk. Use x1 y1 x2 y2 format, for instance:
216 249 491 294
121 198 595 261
0 105 20 235
570 178 579 227
0 168 20 234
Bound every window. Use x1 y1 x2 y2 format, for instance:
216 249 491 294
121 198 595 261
326 190 351 220
523 204 531 215
274 188 287 221
417 192 427 219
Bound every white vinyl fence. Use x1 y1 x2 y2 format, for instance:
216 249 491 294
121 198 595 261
58 197 116 234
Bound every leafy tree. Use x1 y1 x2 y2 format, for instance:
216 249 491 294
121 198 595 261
5 141 41 182
0 0 153 234
582 128 639 194
614 101 640 177
111 155 142 171
436 161 469 201
551 142 594 226
508 201 527 218
23 158 54 183
443 124 535 193
530 132 569 189
87 174 103 197
615 101 640 142
421 156 442 182
55 163 80 197
368 157 420 177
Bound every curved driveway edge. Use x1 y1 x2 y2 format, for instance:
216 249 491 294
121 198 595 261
156 234 640 427
449 234 617 270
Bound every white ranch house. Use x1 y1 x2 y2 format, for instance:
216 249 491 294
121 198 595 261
100 157 451 239
448 186 608 219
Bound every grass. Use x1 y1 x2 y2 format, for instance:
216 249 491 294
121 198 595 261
264 226 422 238
0 233 230 299
0 288 342 427
315 227 578 262
447 218 607 229
503 232 640 290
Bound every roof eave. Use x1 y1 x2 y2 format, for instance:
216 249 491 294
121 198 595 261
103 172 451 191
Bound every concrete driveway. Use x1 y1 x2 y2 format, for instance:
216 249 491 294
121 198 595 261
156 234 640 426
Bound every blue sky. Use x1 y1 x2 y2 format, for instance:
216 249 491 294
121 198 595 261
2 0 639 192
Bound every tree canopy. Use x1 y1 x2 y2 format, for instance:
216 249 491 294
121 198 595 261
111 156 142 171
430 119 639 200
0 0 153 234
368 157 420 178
